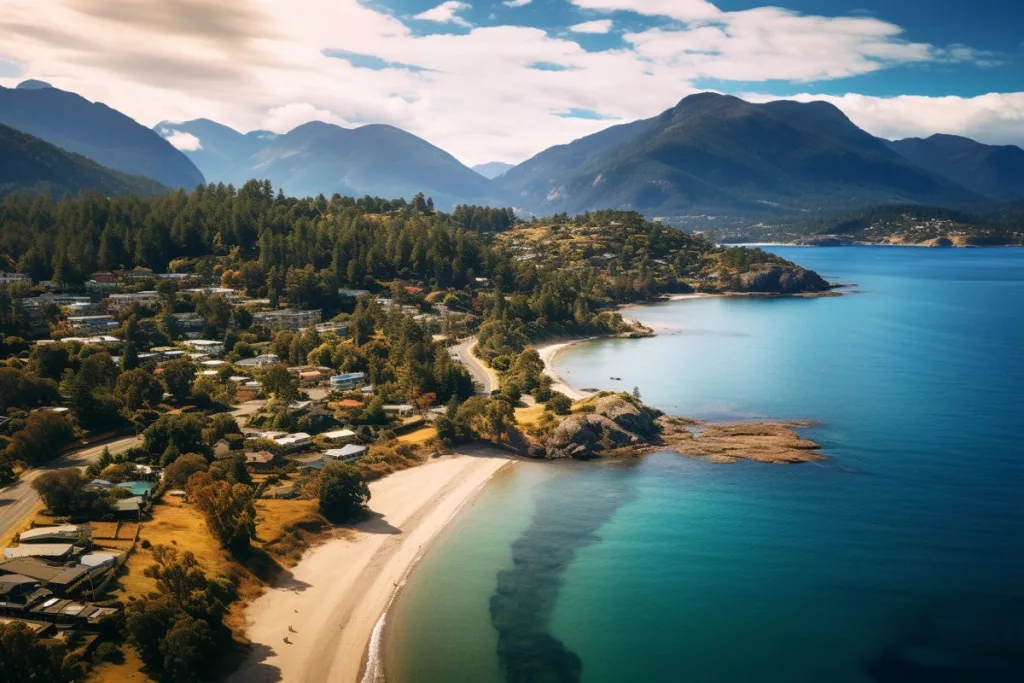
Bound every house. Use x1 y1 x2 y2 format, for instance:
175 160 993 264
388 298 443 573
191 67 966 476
320 429 356 442
3 544 77 561
0 272 31 284
244 451 275 470
253 308 322 331
297 370 326 386
170 313 204 337
338 399 363 409
213 440 234 460
0 558 91 595
184 339 224 357
337 288 371 298
383 404 415 417
330 372 366 390
313 321 350 335
106 291 159 312
113 497 144 518
273 432 311 451
324 444 368 462
235 353 280 368
18 525 84 545
0 574 43 605
67 315 118 333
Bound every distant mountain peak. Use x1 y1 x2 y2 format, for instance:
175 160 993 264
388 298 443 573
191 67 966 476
16 79 53 90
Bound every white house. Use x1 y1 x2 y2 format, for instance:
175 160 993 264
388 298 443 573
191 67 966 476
273 432 311 450
382 404 415 417
320 429 356 442
324 444 368 462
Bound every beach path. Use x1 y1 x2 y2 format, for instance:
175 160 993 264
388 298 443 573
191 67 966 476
228 446 511 683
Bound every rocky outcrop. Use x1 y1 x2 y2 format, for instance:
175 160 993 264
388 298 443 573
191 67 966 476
543 394 662 459
737 265 830 293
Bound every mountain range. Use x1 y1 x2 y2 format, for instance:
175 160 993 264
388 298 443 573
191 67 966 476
0 123 167 198
0 81 204 190
0 80 1022 217
155 118 503 210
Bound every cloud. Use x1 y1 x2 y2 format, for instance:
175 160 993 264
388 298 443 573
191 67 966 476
502 0 532 7
0 0 1019 167
262 103 350 133
160 128 203 151
745 91 1024 148
413 1 472 28
569 20 613 34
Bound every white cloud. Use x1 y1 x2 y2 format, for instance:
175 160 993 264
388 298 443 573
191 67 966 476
572 0 721 22
414 1 472 28
569 20 613 34
746 91 1024 147
161 129 203 151
502 0 533 7
0 0 1019 167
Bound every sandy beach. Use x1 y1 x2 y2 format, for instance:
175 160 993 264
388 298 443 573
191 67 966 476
534 338 595 400
228 447 512 683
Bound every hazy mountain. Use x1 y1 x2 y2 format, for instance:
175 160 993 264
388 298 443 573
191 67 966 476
499 93 982 216
886 134 1024 202
472 162 515 179
0 81 204 189
156 119 502 209
0 123 168 198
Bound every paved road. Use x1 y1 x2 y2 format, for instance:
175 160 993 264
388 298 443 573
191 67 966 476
450 337 497 395
0 400 266 537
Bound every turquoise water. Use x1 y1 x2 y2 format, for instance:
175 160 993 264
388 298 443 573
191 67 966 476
384 247 1024 683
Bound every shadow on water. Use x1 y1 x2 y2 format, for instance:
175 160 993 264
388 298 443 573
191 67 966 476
862 593 1024 683
489 463 638 683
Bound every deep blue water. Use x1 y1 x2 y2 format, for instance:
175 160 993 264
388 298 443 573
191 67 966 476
385 247 1024 683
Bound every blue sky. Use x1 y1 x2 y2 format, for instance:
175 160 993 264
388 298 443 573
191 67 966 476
2 0 1022 164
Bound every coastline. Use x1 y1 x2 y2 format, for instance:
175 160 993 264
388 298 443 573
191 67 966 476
534 338 596 400
228 447 512 683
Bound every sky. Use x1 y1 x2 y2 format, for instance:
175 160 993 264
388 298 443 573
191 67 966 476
1 0 1022 166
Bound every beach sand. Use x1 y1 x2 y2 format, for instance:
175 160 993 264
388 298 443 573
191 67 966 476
229 446 512 683
535 338 594 400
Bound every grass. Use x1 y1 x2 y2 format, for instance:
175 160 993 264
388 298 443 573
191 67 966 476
114 496 234 599
398 426 437 444
88 647 151 683
253 499 332 567
515 404 546 428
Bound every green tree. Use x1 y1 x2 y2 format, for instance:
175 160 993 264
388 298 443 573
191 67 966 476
360 395 387 425
144 414 209 464
260 365 297 402
318 462 370 522
161 358 197 401
116 367 164 414
31 468 87 515
120 314 141 371
186 472 256 554
4 411 76 467
0 621 81 683
546 391 572 415
163 453 209 489
160 614 216 683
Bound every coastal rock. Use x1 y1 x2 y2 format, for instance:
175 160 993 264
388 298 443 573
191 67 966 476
737 265 829 293
591 394 660 437
545 413 639 459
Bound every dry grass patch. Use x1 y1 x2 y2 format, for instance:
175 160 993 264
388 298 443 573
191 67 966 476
398 426 437 445
253 499 333 567
115 496 233 599
515 404 545 428
88 646 151 683
0 501 42 550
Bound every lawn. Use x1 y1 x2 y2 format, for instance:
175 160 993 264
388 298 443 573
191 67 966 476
398 426 437 444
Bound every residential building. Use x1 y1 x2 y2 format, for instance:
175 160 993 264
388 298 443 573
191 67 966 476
0 272 30 285
3 545 77 561
253 308 322 331
273 432 312 451
106 291 159 312
18 526 84 545
244 451 275 470
320 429 356 442
171 313 204 337
324 444 368 462
235 353 280 368
0 558 91 596
183 339 224 357
338 288 371 298
67 315 118 333
313 321 350 335
330 372 367 390
18 295 94 335
383 404 415 417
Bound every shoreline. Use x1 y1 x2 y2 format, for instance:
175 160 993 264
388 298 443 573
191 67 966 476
534 337 597 400
228 447 512 683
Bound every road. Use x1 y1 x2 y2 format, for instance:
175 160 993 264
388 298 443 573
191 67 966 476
0 400 266 538
450 337 498 395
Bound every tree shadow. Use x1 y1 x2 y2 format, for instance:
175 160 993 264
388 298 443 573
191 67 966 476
223 642 283 683
352 509 400 535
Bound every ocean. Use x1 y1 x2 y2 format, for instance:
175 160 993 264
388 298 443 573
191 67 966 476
383 247 1024 683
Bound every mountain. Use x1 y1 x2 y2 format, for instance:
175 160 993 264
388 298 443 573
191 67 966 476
0 123 168 198
0 81 204 189
156 119 503 209
472 162 515 179
886 134 1024 202
498 93 982 216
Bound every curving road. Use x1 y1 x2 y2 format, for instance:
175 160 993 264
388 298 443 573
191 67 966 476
450 337 498 395
0 400 266 537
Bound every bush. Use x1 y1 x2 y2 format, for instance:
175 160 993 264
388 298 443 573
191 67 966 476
94 641 124 664
546 392 573 415
318 462 370 522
